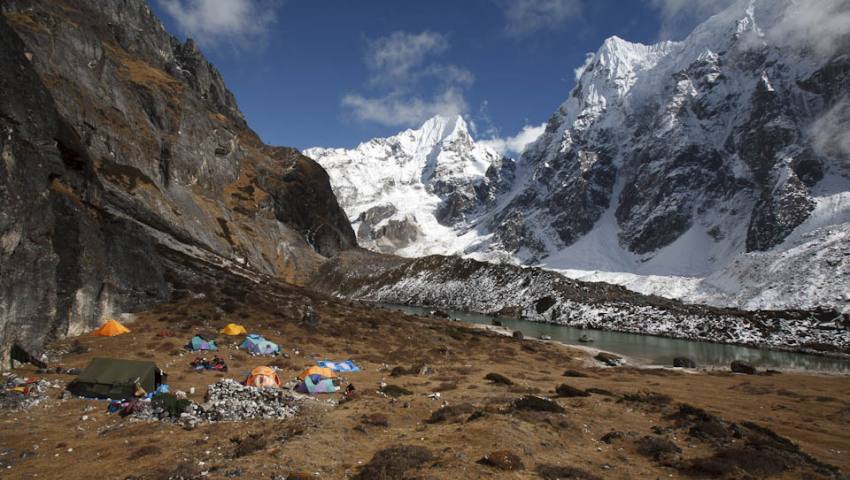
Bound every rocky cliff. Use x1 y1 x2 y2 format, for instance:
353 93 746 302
0 0 356 366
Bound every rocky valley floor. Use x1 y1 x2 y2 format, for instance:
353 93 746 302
1 287 850 479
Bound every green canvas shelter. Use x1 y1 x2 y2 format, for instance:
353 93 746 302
66 358 165 399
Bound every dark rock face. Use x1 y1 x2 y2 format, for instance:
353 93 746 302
486 9 850 261
0 0 355 366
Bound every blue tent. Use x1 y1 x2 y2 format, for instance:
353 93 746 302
239 334 280 355
186 335 217 351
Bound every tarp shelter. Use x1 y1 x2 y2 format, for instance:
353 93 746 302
220 323 248 336
245 366 281 388
187 335 217 351
296 374 339 394
92 319 130 337
298 365 337 380
239 334 280 355
317 360 360 373
66 358 165 399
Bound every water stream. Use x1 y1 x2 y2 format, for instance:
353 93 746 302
384 304 850 374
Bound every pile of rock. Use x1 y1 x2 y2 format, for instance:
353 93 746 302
194 379 300 422
0 374 62 410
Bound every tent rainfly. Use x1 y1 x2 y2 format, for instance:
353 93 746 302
92 319 130 337
220 323 248 336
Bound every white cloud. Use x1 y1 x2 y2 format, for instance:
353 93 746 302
648 0 736 39
343 31 473 128
367 31 449 84
811 98 850 167
499 0 582 37
342 89 467 127
573 52 595 81
764 0 850 59
157 0 276 47
480 122 546 156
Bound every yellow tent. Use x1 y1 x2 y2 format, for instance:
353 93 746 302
245 366 281 388
298 365 337 380
219 323 248 336
92 319 130 337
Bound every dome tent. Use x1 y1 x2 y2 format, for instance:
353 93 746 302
297 365 337 380
92 319 130 337
186 335 217 351
239 334 280 355
245 366 281 388
219 323 248 336
295 374 339 394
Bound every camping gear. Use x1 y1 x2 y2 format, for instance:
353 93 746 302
190 356 228 372
186 335 218 351
66 358 165 400
317 360 360 373
92 319 130 337
244 366 281 388
295 374 339 394
298 365 337 380
239 334 280 356
220 323 248 336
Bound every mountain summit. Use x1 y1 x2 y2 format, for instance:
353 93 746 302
306 115 513 255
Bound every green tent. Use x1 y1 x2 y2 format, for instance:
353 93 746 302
66 358 166 399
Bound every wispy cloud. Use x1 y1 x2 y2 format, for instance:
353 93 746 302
811 98 850 168
648 0 736 39
343 31 473 128
480 123 546 156
498 0 582 37
573 52 595 81
764 0 850 59
157 0 277 47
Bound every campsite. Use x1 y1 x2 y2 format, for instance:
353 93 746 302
2 284 850 479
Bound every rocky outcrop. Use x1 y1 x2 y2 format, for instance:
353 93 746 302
0 0 355 367
312 251 850 352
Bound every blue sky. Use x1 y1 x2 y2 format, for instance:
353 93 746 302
151 0 730 152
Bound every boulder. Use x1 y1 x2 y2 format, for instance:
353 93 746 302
477 450 524 471
673 357 696 368
555 383 590 398
512 330 524 340
731 361 757 375
595 352 623 366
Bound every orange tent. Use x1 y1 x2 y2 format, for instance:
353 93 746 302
297 365 337 380
219 323 248 336
245 366 281 388
92 319 130 337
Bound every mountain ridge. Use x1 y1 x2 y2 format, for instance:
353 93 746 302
306 0 850 313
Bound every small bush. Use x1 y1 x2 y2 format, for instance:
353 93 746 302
536 464 602 480
352 446 433 480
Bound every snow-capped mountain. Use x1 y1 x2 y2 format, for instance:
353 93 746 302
307 0 850 313
305 115 514 255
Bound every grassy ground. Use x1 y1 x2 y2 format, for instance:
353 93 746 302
1 289 849 479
